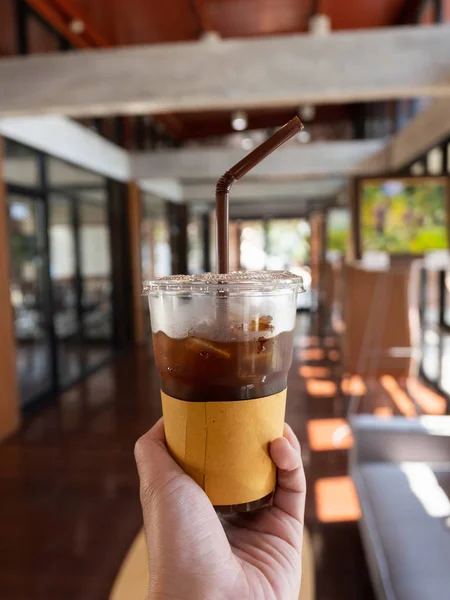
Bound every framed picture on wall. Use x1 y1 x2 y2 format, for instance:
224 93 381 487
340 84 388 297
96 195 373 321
355 176 450 257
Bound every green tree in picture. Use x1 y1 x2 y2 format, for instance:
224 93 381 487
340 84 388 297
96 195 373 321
361 180 448 254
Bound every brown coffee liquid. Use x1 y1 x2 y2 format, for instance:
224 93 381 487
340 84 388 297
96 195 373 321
153 330 294 402
153 329 294 513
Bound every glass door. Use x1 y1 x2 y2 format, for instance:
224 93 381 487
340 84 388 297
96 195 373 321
7 146 121 409
78 190 114 370
48 189 115 388
238 218 312 309
49 193 81 387
267 219 312 309
8 193 55 405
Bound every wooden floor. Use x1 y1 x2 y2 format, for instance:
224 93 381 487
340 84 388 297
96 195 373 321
1 313 448 600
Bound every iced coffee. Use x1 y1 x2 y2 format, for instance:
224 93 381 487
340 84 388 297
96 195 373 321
145 117 304 513
145 271 304 513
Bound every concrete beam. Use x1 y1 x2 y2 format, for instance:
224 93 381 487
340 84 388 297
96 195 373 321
139 178 183 202
0 26 449 117
0 116 130 181
0 115 185 202
183 178 346 204
390 99 450 170
132 140 386 180
229 199 333 219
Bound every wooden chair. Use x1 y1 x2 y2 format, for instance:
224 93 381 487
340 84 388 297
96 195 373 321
342 263 420 379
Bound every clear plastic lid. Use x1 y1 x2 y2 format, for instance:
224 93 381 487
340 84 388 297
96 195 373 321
143 270 305 294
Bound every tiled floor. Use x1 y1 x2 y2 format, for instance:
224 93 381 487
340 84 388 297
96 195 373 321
1 313 448 599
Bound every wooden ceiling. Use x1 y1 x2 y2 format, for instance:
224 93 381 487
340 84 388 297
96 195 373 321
1 0 449 141
73 0 411 43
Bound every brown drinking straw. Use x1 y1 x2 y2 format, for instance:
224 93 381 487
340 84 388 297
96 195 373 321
215 116 304 273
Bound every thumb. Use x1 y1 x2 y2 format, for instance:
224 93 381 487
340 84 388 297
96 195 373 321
270 423 306 523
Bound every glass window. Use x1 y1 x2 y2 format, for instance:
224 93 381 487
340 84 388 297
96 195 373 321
141 194 171 280
188 214 204 274
443 271 450 328
440 336 450 397
423 270 441 325
267 219 312 310
79 190 114 368
410 161 425 176
8 193 54 404
4 139 40 186
422 333 441 384
267 219 311 269
49 187 114 384
326 208 350 259
47 156 104 188
426 147 443 175
240 220 265 270
49 193 80 387
6 141 118 406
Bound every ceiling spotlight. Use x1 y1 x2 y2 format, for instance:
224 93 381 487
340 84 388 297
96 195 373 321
70 19 85 34
308 14 331 36
241 137 254 150
232 110 248 131
298 130 311 144
200 31 222 43
299 104 316 122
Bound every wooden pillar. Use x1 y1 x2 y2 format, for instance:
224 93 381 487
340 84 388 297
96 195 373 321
0 137 20 439
128 182 145 344
349 179 360 261
167 201 188 275
310 211 326 309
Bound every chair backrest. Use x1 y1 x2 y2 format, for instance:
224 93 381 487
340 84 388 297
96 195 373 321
343 263 418 377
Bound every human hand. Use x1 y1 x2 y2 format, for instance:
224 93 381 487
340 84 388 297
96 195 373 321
135 418 306 600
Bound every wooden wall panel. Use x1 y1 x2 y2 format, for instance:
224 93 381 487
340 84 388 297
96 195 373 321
0 136 20 439
128 183 145 344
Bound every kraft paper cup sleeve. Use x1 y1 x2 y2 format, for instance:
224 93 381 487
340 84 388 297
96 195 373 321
161 390 287 506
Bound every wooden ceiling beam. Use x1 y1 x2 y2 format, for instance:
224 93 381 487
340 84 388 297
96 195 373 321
48 0 112 47
191 0 215 33
24 0 92 48
24 0 184 140
155 113 185 138
0 25 449 117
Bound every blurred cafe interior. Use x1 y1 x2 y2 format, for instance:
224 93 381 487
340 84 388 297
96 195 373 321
1 1 450 599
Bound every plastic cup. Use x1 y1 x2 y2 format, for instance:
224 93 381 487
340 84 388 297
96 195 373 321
144 271 304 513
